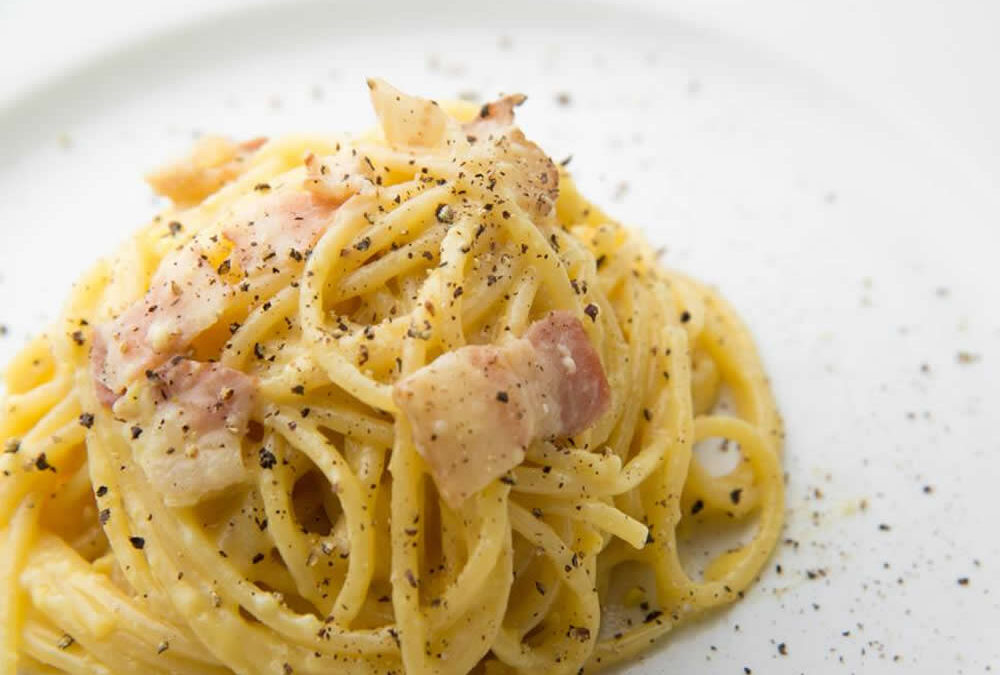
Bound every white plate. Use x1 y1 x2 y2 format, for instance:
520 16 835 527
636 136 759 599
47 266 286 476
1 1 997 672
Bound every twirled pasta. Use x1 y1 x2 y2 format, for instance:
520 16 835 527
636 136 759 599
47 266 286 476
0 81 783 675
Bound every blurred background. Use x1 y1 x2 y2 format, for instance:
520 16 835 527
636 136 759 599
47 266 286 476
0 1 996 673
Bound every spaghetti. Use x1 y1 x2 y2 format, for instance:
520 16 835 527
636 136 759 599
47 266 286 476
0 80 784 675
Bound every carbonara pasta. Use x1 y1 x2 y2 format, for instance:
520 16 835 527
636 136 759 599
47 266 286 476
0 80 784 675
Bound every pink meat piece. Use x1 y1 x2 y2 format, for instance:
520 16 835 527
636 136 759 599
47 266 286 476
136 358 257 506
522 310 611 437
90 244 231 404
367 78 450 148
461 95 559 218
152 357 256 435
91 190 336 406
222 190 337 273
393 311 610 507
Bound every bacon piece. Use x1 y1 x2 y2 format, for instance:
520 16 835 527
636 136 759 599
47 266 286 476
462 95 525 139
133 359 256 506
223 190 337 273
365 80 559 218
91 190 336 404
146 136 267 206
153 358 255 435
302 151 376 205
367 78 450 148
91 244 232 403
522 311 610 437
462 95 559 218
393 311 609 506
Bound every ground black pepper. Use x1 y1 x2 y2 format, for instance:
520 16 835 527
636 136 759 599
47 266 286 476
259 448 277 469
35 453 55 472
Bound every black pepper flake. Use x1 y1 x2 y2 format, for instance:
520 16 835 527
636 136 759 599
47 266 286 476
595 254 606 268
478 103 491 118
253 182 271 192
130 426 143 440
957 577 970 586
355 237 372 252
499 474 516 485
57 634 74 650
878 523 891 532
99 508 111 525
435 203 455 224
129 536 146 550
729 488 743 505
259 448 277 469
777 643 788 656
291 385 305 395
680 310 691 323
404 568 418 588
496 391 509 403
535 581 546 595
157 640 170 654
583 304 599 321
35 453 56 472
217 259 231 276
453 286 464 298
283 664 293 675
642 408 651 422
691 500 704 515
168 221 183 236
70 330 85 346
559 155 573 167
644 610 663 624
95 485 108 497
567 625 591 642
79 413 95 429
254 343 265 360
